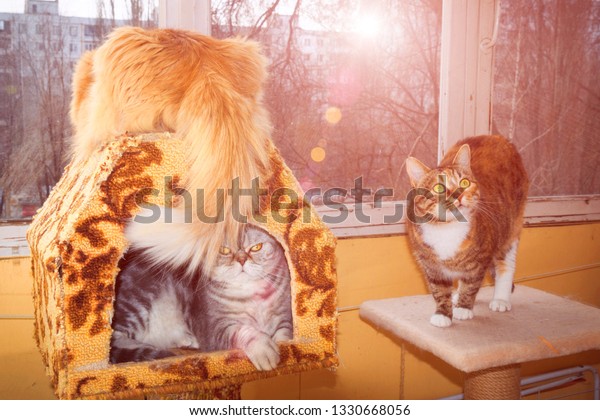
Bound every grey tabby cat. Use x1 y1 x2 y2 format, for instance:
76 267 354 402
110 224 293 371
109 250 201 363
195 224 293 370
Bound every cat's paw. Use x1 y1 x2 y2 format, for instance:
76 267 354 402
174 331 200 349
489 299 512 312
453 307 474 320
430 314 452 328
272 328 293 343
244 334 280 371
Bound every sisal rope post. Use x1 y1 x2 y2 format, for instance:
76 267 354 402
464 364 521 399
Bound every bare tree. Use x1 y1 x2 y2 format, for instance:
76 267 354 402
127 0 157 28
1 14 71 213
214 0 600 199
0 1 161 218
0 20 24 217
493 0 600 196
212 0 442 199
95 0 116 40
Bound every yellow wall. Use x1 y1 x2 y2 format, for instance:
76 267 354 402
1 223 599 399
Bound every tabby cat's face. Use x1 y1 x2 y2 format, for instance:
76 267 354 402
212 225 286 283
406 145 480 223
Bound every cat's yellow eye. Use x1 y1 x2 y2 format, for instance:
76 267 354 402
432 183 446 194
250 243 263 252
219 246 231 255
459 178 471 189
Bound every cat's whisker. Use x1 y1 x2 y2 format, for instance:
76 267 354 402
475 201 502 226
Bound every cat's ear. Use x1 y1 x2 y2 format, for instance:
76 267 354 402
405 157 430 187
453 144 471 169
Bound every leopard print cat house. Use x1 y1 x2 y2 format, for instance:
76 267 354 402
27 134 338 399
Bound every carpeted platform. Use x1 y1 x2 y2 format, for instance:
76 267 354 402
360 286 600 373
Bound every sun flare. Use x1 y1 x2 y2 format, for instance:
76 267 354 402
353 14 381 37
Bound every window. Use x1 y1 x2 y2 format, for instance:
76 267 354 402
0 2 159 221
212 0 598 233
1 0 598 230
492 0 600 197
212 1 441 210
84 25 100 38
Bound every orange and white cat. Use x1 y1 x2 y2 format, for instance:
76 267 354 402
405 135 529 327
70 27 272 272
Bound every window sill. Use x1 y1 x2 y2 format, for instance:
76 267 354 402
317 195 600 238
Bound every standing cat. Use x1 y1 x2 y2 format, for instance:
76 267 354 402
405 135 529 327
70 26 272 274
195 224 293 371
111 220 292 371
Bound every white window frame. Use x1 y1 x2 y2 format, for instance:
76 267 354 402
158 0 600 238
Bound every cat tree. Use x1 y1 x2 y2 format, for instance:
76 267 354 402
360 286 600 399
27 133 338 399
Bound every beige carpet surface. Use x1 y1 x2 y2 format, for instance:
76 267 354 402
360 286 600 373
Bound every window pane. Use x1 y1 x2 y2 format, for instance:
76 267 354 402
0 1 158 220
0 0 440 220
492 0 600 197
212 0 441 201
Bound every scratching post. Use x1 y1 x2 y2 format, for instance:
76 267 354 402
360 286 600 399
464 364 521 400
27 133 338 399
